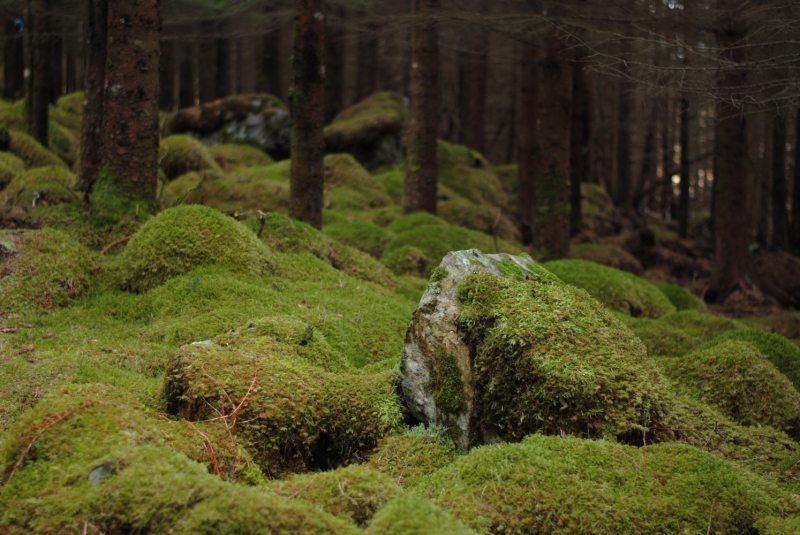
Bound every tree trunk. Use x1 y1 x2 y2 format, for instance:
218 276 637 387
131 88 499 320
159 38 174 111
23 6 33 134
356 22 379 102
49 28 61 103
707 18 752 303
457 32 488 154
570 51 590 235
772 113 790 251
78 0 107 200
535 30 573 259
678 97 691 239
289 0 326 229
179 44 194 108
518 43 539 245
215 23 229 100
4 19 24 100
30 0 51 147
261 16 282 96
615 55 632 209
636 105 657 213
98 0 161 208
198 20 217 103
404 0 439 215
793 110 800 254
324 6 344 123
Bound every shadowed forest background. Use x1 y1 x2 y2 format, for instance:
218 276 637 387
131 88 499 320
1 0 800 533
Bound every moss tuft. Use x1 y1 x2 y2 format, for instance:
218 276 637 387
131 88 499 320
366 427 459 488
381 245 427 277
0 151 26 189
159 134 223 180
366 494 478 535
0 165 76 207
655 283 707 312
755 516 800 534
8 130 67 169
623 310 746 357
324 154 392 210
56 91 85 115
437 140 507 208
208 142 275 170
437 197 520 242
544 259 676 318
121 204 275 293
581 182 618 237
428 350 467 414
387 212 448 234
324 221 393 259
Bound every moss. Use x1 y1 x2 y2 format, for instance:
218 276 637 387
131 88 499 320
324 154 392 210
581 182 617 237
383 225 521 278
0 151 26 189
121 205 276 293
456 269 680 443
366 494 477 535
372 165 405 204
208 142 275 170
437 197 520 242
0 384 359 534
324 221 393 259
570 243 643 275
56 91 85 116
48 121 79 166
751 311 800 344
493 163 519 196
699 329 800 394
0 228 95 313
387 212 448 234
8 130 67 169
421 435 787 535
0 166 77 207
366 428 459 488
270 465 402 526
655 283 707 312
160 168 290 213
159 134 223 180
437 140 507 208
381 245 427 277
544 259 676 318
624 311 746 357
428 350 467 415
755 516 800 534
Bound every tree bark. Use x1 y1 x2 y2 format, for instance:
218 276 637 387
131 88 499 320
404 0 439 215
324 6 345 123
29 0 51 147
49 27 61 103
98 0 161 208
794 110 800 254
457 32 488 154
215 22 230 100
179 43 194 108
518 43 539 245
23 6 33 135
4 19 24 100
356 22 379 102
772 113 790 251
289 0 326 229
535 30 573 259
661 97 676 218
159 38 174 111
678 97 691 239
198 20 217 103
261 15 282 96
79 0 107 200
615 53 632 209
707 17 752 303
570 51 590 235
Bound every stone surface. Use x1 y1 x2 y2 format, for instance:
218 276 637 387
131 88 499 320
400 249 537 452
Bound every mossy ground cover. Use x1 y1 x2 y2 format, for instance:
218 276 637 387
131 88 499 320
366 494 477 535
655 282 707 311
159 134 223 179
622 310 746 357
0 165 77 208
208 142 275 169
324 221 393 259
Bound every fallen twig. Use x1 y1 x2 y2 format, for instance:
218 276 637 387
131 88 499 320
101 235 133 255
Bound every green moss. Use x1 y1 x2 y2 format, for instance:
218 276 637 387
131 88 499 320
755 516 800 534
0 165 76 207
429 267 449 284
662 341 800 435
208 143 275 170
493 163 518 196
751 311 800 343
544 259 676 318
366 494 477 535
56 91 85 116
428 350 467 414
325 92 404 150
159 134 223 180
624 311 746 357
387 212 448 234
324 221 393 259
372 165 405 204
381 245 427 277
366 428 459 488
324 154 392 210
437 197 520 242
270 465 402 526
0 151 26 189
421 435 787 534
160 169 290 213
48 121 79 166
8 130 67 169
581 182 617 237
437 140 507 208
655 283 707 312
121 205 276 293
700 329 800 392
570 243 642 275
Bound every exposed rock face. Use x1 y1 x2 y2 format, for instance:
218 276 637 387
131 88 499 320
401 250 537 452
164 94 292 161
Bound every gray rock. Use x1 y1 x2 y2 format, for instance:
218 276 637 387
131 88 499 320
400 249 538 452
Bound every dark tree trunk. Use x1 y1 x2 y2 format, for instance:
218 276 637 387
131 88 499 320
505 56 518 165
198 20 217 103
261 18 282 96
636 105 657 212
289 0 326 229
49 29 61 103
324 7 344 123
616 71 632 209
215 23 230 100
4 19 24 100
518 43 539 245
661 97 676 218
179 44 194 108
570 52 590 235
78 0 107 200
30 0 51 147
159 38 175 111
23 6 33 134
793 110 800 254
457 33 488 154
678 97 691 239
707 18 752 303
404 0 439 215
535 30 573 259
356 22 379 102
98 0 161 208
772 113 790 251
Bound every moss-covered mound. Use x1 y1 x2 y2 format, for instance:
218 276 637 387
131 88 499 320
421 435 786 535
8 130 67 169
209 143 275 170
324 154 392 210
159 134 223 179
437 140 507 209
56 91 85 116
381 245 427 277
456 267 677 442
383 225 521 277
622 310 746 357
366 425 459 488
655 283 707 312
437 197 520 242
0 384 359 534
663 341 800 435
164 345 404 475
755 516 800 535
493 163 518 197
0 228 94 313
700 329 800 392
270 465 402 526
581 182 617 237
0 166 76 208
544 259 676 318
324 221 392 259
121 205 275 293
387 212 448 234
0 151 27 189
325 92 404 170
48 121 80 166
570 243 643 275
366 494 477 535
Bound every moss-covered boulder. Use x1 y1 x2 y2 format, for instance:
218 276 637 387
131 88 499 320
381 245 427 277
437 140 507 209
270 465 402 526
0 151 28 189
366 494 478 535
663 341 800 436
387 212 448 234
208 142 275 170
56 90 85 116
159 134 223 179
0 166 76 208
366 425 460 487
325 92 404 170
544 259 676 318
0 228 94 313
164 94 292 160
121 205 275 293
421 435 787 535
622 311 746 357
755 517 800 535
324 153 392 210
570 243 643 275
48 121 80 166
8 130 67 169
401 250 677 451
324 221 393 259
655 283 707 312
